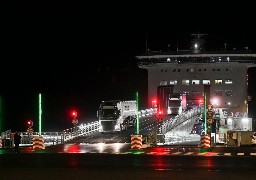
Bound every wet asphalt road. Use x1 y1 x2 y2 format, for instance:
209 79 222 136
1 145 256 180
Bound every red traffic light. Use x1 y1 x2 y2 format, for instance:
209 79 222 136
151 99 157 108
198 99 203 105
27 120 33 126
158 111 163 116
71 110 78 118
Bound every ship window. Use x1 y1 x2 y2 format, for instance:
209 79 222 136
161 69 163 72
199 69 201 71
160 81 167 85
173 69 176 72
225 90 233 96
217 69 220 71
213 68 215 71
186 69 189 72
203 80 210 84
165 69 167 72
192 80 200 85
170 80 177 85
204 69 206 71
225 79 233 84
214 90 223 96
178 69 180 72
226 68 229 71
182 80 190 85
215 79 222 84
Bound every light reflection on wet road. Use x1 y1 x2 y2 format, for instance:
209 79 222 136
62 143 131 153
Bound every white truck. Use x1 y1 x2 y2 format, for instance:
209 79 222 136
97 100 137 133
168 94 182 115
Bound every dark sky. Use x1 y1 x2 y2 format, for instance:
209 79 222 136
1 1 256 132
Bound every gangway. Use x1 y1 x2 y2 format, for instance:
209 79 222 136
157 106 203 144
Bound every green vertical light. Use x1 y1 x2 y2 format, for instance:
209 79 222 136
39 93 42 135
136 91 139 135
204 93 207 134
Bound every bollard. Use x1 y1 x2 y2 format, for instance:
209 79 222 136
33 136 45 150
200 135 210 148
131 134 142 149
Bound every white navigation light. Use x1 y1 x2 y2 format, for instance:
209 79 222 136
194 43 198 49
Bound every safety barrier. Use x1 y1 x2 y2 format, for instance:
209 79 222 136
131 135 142 149
33 136 45 150
200 135 211 148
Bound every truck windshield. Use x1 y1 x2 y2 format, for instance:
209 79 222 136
169 100 180 107
99 109 119 117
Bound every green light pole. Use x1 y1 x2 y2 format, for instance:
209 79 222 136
39 93 42 135
136 91 139 135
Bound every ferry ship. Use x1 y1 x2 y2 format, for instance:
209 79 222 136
136 34 256 136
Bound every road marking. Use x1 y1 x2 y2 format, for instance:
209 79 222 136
198 152 206 156
224 153 231 156
184 152 194 155
250 153 256 156
147 152 168 155
237 153 244 156
172 152 182 155
147 152 155 154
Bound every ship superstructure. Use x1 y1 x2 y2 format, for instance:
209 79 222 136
136 36 256 119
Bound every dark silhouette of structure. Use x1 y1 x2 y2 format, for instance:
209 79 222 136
14 131 21 153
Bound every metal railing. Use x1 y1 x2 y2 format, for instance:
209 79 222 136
159 107 203 135
0 121 100 148
0 108 157 148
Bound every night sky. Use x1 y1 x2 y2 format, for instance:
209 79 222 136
1 1 256 132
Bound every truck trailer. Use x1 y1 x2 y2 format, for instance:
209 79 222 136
97 100 137 133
